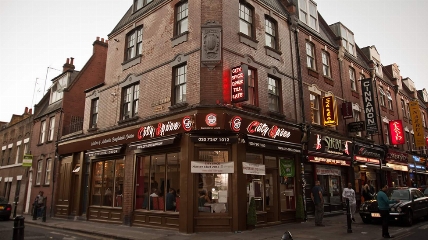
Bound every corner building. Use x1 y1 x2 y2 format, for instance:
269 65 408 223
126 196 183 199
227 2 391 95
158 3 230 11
57 0 304 233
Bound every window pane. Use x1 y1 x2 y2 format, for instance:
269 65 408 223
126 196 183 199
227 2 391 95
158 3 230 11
92 162 103 206
45 159 51 185
198 150 229 213
166 153 180 211
136 156 150 210
102 160 115 207
150 154 165 210
114 160 124 207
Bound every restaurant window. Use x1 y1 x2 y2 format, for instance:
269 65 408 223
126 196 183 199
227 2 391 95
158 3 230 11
268 76 281 112
39 120 46 143
121 83 139 120
36 160 43 185
135 153 180 212
173 64 187 104
45 159 52 185
197 150 229 214
265 17 277 50
310 93 320 124
247 68 258 106
386 91 393 110
125 27 143 61
239 1 254 38
48 117 55 141
91 159 124 207
245 153 264 211
379 87 386 106
175 1 188 36
306 42 316 70
349 68 356 91
321 51 330 77
90 98 99 128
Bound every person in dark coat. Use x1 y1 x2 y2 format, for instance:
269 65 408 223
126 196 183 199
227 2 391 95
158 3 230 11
362 184 373 201
166 188 176 211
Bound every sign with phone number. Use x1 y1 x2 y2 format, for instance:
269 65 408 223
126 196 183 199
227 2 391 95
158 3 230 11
190 136 238 143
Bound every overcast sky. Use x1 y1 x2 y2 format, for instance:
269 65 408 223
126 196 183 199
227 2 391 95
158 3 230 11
0 0 427 122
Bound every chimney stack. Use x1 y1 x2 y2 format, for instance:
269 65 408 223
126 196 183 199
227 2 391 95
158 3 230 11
29 108 32 114
63 57 75 72
24 107 28 114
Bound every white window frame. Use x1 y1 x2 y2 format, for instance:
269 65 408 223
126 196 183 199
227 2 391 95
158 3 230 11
48 117 55 141
379 87 386 106
121 83 140 120
401 99 406 117
176 1 188 35
174 64 187 104
386 91 393 110
268 76 280 112
384 123 390 145
36 160 43 185
45 159 52 185
239 2 253 37
310 93 320 125
306 42 316 69
298 0 318 31
353 109 361 137
349 68 356 91
321 51 330 77
340 24 356 56
15 144 20 164
39 120 46 143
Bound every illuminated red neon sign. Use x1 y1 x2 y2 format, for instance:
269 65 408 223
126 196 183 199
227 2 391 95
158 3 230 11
231 64 248 103
389 120 404 145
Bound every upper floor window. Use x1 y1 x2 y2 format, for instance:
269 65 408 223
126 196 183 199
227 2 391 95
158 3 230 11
411 133 415 150
39 120 46 143
45 159 52 185
1 150 4 166
401 99 406 117
15 144 20 164
422 112 426 128
298 0 318 31
379 87 386 106
121 84 140 120
90 98 99 128
406 102 411 124
386 91 393 110
36 160 43 185
310 93 320 125
306 42 315 69
247 68 258 106
384 123 390 145
268 77 281 112
353 109 361 136
265 17 277 50
405 131 411 150
126 27 143 61
321 51 330 77
176 1 188 35
23 142 29 155
239 2 254 38
349 68 356 91
48 117 55 141
340 25 356 56
374 61 383 77
134 0 152 12
50 75 68 104
173 64 187 104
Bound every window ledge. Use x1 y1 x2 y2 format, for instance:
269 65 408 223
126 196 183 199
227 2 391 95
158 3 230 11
168 102 189 111
122 55 142 71
264 46 281 60
381 106 387 112
118 116 140 125
351 90 359 98
388 109 395 115
37 143 44 146
307 68 319 78
87 127 99 132
323 76 334 86
240 103 261 113
46 140 53 144
238 32 258 50
268 111 285 119
171 31 189 47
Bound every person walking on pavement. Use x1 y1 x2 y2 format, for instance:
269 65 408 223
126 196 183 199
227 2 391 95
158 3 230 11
377 184 399 238
311 180 324 226
342 182 357 222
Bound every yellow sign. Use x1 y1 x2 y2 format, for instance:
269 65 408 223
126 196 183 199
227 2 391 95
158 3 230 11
322 96 338 126
409 101 425 147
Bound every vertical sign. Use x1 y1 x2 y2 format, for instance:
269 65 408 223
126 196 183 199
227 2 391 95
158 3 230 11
389 120 404 145
360 78 379 133
231 64 249 103
341 102 353 119
23 154 33 167
280 158 295 177
409 100 425 147
322 96 338 126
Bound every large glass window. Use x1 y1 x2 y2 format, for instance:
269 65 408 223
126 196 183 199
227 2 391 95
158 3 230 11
135 153 180 212
176 1 188 35
197 150 229 214
91 159 124 207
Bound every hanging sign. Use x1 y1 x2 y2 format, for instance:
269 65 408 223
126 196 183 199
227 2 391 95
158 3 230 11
322 96 338 126
316 165 341 176
389 120 405 145
348 121 365 132
409 101 425 147
22 154 33 167
230 64 249 103
190 161 234 173
360 78 379 133
341 102 353 119
280 158 295 177
242 162 265 175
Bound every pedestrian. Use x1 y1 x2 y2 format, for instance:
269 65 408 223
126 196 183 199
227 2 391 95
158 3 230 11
377 184 399 238
36 191 44 218
342 182 356 222
368 182 375 195
362 184 373 202
311 180 324 226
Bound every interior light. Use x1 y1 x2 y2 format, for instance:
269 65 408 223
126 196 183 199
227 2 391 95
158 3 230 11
360 165 367 168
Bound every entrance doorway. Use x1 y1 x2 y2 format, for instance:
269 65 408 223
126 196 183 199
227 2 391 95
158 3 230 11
265 169 278 222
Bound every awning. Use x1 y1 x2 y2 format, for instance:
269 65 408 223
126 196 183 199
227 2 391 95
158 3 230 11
86 145 123 157
246 135 301 153
129 135 179 150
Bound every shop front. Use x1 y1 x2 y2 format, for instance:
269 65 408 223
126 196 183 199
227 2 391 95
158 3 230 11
408 155 428 187
352 142 385 196
385 149 408 187
305 131 352 215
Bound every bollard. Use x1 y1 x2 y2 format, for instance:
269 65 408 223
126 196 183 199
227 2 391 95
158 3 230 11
13 196 19 218
346 198 352 233
12 216 25 240
281 231 293 239
32 202 37 220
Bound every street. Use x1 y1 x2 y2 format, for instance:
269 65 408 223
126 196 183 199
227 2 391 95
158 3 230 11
0 218 112 240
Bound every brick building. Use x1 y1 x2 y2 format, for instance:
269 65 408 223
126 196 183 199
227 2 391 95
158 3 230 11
0 107 33 216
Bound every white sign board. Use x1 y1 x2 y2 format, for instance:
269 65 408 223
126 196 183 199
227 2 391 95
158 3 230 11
242 162 265 175
191 161 234 173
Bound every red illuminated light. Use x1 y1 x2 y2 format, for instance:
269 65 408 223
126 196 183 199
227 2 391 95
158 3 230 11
389 120 404 145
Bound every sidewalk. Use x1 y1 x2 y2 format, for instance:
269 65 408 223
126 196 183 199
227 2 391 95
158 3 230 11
22 213 404 240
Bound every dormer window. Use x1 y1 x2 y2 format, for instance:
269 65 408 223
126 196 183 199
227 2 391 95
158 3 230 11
298 0 318 31
134 0 153 12
50 74 69 104
340 25 356 56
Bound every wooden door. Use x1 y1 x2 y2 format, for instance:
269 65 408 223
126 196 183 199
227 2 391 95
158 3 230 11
55 157 72 216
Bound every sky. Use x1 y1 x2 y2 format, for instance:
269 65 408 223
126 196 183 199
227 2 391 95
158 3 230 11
0 0 427 122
